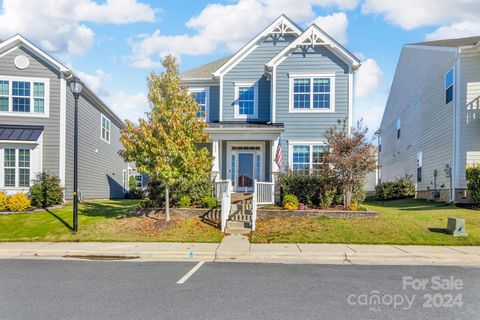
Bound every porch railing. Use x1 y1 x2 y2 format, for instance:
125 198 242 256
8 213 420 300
255 181 275 205
252 180 258 231
217 179 232 232
214 179 231 202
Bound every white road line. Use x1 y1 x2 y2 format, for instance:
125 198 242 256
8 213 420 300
176 261 205 284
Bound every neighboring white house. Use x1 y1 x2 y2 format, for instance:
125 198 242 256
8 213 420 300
378 36 480 203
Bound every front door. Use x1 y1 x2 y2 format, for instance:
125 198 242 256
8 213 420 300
237 153 254 192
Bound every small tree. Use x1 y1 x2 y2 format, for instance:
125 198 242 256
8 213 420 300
128 175 138 191
325 120 377 208
119 55 211 220
29 171 64 208
466 164 480 203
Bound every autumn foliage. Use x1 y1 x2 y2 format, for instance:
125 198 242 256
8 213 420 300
119 55 212 220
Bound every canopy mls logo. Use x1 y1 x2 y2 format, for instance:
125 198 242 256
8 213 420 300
347 275 464 312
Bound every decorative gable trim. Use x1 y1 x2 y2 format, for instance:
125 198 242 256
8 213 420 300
212 15 302 77
0 34 69 72
266 24 361 70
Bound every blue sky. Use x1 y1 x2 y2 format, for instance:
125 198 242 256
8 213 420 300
1 0 479 134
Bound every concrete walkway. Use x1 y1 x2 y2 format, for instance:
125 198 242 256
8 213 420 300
1 239 480 266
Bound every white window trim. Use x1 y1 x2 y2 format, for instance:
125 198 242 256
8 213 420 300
288 141 329 173
0 75 50 117
100 114 111 144
234 81 258 120
0 137 42 193
288 73 335 113
188 87 209 121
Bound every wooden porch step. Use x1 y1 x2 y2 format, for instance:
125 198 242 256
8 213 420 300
231 192 253 203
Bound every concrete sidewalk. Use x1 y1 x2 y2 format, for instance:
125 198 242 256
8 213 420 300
1 240 480 265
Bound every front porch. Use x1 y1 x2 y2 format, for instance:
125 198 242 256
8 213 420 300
205 122 283 232
206 122 284 192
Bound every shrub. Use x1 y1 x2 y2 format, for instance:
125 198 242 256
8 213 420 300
0 192 7 211
466 164 480 203
319 186 336 209
129 175 139 190
282 194 299 210
29 172 63 208
202 196 217 209
172 177 212 205
375 177 415 201
8 193 31 212
143 176 212 207
177 195 191 208
347 203 358 211
126 187 144 199
279 172 331 206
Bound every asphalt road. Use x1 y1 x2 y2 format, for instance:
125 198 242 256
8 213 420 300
0 259 479 320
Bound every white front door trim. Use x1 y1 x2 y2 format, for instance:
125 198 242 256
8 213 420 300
226 141 264 191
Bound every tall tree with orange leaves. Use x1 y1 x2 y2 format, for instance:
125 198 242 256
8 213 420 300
119 55 211 221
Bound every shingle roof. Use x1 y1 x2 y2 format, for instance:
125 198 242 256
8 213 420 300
181 56 231 80
411 36 480 48
0 125 43 141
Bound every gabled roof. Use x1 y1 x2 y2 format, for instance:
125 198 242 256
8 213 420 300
266 24 361 70
0 34 68 72
0 34 126 125
181 55 231 80
410 36 480 48
212 14 303 77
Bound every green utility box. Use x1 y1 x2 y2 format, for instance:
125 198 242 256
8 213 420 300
447 218 468 237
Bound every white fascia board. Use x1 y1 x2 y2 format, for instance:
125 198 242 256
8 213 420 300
0 34 69 72
212 15 302 77
181 77 217 83
266 24 360 70
205 127 284 133
403 44 459 53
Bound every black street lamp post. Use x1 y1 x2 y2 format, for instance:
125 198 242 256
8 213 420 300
68 76 83 232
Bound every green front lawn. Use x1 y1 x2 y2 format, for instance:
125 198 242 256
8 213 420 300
0 200 223 243
251 199 480 245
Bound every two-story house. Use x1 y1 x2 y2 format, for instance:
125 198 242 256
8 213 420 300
181 15 360 201
0 34 130 200
378 36 480 203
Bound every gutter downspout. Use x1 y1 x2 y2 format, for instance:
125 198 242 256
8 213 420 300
452 50 461 203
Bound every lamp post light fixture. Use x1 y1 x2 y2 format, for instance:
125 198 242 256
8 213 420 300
68 76 83 232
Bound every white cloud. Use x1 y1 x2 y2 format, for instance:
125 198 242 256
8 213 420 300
111 91 149 121
362 0 480 30
426 20 480 41
354 104 384 136
76 0 155 24
354 58 383 98
130 0 359 68
76 69 112 97
311 12 349 45
0 0 156 55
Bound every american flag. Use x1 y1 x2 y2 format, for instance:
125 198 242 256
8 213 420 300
275 137 282 169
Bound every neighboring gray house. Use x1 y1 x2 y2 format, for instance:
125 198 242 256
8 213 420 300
0 34 129 200
378 36 480 203
181 15 360 219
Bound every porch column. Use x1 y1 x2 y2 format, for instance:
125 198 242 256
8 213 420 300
271 138 281 204
212 140 220 181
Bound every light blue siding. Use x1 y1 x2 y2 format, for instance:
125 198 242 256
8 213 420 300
276 46 350 169
209 86 220 122
222 35 296 122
